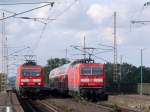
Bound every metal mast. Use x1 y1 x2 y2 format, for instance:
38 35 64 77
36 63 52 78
1 12 8 91
113 12 118 82
83 36 86 59
65 48 68 59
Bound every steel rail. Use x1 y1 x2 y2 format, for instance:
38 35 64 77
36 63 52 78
37 100 59 112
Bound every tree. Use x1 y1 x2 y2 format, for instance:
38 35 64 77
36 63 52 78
105 63 113 84
44 58 70 75
105 62 150 85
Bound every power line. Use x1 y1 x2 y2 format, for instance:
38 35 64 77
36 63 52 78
51 0 78 21
8 47 30 57
131 20 150 24
98 43 114 48
94 50 113 55
93 55 108 62
14 17 56 21
0 2 55 21
13 16 56 24
0 46 31 63
0 9 16 14
96 48 113 51
32 0 78 50
70 45 109 62
0 2 54 5
32 3 54 50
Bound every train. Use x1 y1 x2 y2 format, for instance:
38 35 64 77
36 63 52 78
16 59 108 100
15 58 150 100
16 62 49 99
49 59 108 100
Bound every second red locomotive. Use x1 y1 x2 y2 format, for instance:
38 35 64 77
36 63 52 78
16 61 49 99
49 59 108 100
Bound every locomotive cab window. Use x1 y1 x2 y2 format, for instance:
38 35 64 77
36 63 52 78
22 69 41 76
81 67 103 75
92 67 102 74
81 67 91 74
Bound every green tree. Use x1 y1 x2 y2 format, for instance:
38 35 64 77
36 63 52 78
44 58 70 75
105 63 150 85
105 63 113 84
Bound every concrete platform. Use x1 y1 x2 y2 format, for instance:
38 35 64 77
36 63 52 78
0 91 24 112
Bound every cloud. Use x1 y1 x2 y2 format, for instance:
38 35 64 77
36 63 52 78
2 0 150 73
35 4 50 18
87 4 112 24
101 27 126 45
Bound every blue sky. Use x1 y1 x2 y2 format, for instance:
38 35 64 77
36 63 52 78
0 0 150 76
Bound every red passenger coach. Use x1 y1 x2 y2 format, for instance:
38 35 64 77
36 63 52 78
49 59 108 100
16 63 45 98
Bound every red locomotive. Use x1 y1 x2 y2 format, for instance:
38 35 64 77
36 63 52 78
16 61 49 99
49 59 108 100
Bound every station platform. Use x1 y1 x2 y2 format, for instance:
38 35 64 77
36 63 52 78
0 91 24 112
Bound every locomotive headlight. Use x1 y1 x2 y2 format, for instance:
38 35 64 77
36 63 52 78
80 78 89 82
33 79 41 82
37 82 41 85
20 82 24 85
94 78 103 82
21 79 29 82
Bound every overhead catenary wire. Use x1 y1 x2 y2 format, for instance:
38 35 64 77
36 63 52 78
0 2 54 67
40 0 78 40
98 43 114 48
0 47 31 63
0 9 56 23
32 0 78 50
13 16 56 24
130 1 150 31
51 0 78 21
0 0 79 65
0 2 55 21
13 17 56 21
0 9 56 24
8 47 30 57
96 48 113 51
32 2 55 50
0 9 16 14
94 50 113 55
0 2 54 5
0 0 78 54
70 45 109 62
131 1 150 25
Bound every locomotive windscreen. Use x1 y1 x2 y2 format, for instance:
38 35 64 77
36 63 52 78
81 67 103 75
22 69 41 76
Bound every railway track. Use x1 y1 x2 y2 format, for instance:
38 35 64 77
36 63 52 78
20 96 139 112
37 100 59 112
21 99 60 112
21 100 38 112
96 102 139 112
76 98 139 112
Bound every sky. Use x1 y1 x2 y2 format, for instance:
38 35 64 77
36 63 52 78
0 0 150 76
